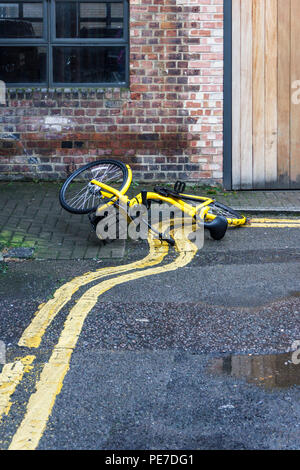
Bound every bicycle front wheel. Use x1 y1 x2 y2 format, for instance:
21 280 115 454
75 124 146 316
59 159 129 214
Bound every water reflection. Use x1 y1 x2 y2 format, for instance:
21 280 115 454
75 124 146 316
208 353 300 390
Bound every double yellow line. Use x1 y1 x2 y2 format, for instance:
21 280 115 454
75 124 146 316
0 224 198 450
246 217 300 228
0 356 35 419
2 216 299 449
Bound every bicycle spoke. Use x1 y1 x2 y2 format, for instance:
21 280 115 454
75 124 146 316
67 185 89 204
81 187 90 209
72 189 90 209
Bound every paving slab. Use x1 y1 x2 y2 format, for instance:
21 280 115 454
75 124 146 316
0 181 299 260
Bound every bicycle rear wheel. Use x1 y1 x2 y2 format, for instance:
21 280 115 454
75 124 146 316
205 201 246 226
59 159 129 214
170 192 246 226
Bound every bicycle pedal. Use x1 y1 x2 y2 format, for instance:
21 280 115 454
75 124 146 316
162 237 175 246
174 180 186 193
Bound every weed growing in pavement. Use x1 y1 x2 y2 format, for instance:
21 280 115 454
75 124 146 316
0 262 8 274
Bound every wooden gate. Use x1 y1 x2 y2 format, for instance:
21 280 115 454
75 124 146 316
230 0 300 189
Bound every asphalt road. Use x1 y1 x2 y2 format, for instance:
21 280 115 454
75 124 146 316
0 224 300 450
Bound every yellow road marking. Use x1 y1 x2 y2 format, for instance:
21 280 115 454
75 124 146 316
4 214 299 449
237 217 300 228
247 223 300 228
8 228 197 450
19 239 169 349
250 218 300 224
0 356 35 420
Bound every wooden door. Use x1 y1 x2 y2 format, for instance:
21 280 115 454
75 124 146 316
231 0 300 189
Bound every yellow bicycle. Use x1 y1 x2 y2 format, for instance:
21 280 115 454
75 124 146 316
59 159 247 244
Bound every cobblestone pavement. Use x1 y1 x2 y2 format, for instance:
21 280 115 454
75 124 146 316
0 182 125 260
218 189 300 213
0 181 299 260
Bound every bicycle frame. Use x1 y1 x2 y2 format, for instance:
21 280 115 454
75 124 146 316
59 160 246 244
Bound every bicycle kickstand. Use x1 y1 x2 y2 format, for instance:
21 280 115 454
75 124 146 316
139 217 175 246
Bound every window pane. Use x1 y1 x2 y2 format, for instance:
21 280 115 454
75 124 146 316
0 46 47 83
56 1 124 39
53 46 126 84
0 2 43 38
23 2 43 17
0 3 19 17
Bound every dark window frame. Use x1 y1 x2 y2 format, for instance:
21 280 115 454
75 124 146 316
0 0 129 87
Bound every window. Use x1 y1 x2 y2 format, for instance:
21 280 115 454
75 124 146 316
0 0 129 86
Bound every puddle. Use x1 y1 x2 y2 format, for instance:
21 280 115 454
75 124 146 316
208 352 300 391
290 291 300 298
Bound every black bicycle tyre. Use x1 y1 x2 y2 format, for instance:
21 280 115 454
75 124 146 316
59 159 129 214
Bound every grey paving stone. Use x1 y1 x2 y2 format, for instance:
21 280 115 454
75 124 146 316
3 247 35 259
0 182 299 260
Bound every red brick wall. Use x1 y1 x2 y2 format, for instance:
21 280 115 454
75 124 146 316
0 0 224 183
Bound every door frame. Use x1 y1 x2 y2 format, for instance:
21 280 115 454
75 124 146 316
223 0 233 190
